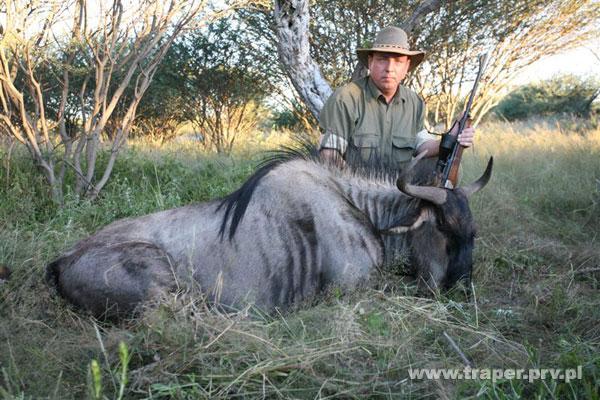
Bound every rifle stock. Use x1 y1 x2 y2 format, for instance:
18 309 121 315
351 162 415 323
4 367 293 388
447 144 463 187
446 118 471 187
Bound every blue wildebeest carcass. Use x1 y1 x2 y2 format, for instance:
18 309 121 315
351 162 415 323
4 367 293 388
46 146 493 318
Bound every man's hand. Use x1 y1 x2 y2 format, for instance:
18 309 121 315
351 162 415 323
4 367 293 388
449 112 475 148
457 126 474 147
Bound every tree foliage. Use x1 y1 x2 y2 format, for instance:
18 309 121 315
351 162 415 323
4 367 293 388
129 45 190 143
411 0 599 127
117 15 272 152
0 0 204 202
494 75 600 120
165 20 270 154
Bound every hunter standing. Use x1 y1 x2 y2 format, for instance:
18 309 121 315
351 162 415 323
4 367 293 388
319 26 474 169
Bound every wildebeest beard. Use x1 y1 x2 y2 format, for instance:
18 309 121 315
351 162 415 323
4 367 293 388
46 138 492 319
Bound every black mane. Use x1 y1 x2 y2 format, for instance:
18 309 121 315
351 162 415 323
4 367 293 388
217 137 438 240
217 139 319 240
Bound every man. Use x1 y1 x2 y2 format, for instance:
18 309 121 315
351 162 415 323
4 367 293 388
319 26 474 169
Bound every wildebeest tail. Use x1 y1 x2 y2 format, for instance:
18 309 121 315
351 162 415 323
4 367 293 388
45 257 65 294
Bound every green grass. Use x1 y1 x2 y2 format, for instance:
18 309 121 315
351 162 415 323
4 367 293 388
0 119 599 399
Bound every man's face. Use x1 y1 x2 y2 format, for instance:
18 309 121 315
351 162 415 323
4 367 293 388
368 52 411 96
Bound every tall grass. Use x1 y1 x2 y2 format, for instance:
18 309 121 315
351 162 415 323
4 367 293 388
0 119 598 399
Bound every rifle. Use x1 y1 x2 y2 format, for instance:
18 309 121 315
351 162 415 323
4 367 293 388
436 53 489 189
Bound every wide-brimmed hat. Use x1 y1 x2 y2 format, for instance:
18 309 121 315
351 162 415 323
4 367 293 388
356 26 425 72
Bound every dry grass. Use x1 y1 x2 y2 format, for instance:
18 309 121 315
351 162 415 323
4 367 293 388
0 118 599 399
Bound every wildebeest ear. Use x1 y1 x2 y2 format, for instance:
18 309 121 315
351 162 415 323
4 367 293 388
383 208 435 234
460 157 493 198
396 150 448 205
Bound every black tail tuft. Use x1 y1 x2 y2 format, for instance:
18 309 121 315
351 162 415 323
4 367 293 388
45 258 63 294
0 265 11 281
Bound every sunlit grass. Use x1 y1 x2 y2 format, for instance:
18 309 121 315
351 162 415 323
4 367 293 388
0 118 598 398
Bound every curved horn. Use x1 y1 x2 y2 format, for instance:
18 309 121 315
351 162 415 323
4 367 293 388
460 157 494 198
396 180 448 205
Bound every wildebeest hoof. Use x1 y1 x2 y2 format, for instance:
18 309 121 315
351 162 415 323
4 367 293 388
0 265 11 282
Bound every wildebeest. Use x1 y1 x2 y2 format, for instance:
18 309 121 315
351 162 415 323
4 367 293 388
46 144 493 318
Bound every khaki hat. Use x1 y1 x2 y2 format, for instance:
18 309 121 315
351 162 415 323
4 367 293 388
357 26 425 72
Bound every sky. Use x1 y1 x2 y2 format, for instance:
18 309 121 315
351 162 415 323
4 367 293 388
514 41 600 84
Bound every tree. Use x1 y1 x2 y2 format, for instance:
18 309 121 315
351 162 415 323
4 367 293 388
411 0 600 127
0 0 203 203
188 68 266 154
494 74 600 120
271 0 599 127
173 21 270 154
129 45 190 143
272 0 332 119
233 1 318 131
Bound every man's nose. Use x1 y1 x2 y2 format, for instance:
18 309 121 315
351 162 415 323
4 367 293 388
384 59 399 70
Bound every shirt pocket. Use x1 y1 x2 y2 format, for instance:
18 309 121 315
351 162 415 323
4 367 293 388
391 135 415 164
351 132 380 163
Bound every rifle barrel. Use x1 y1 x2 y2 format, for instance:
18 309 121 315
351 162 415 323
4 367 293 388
440 53 489 187
463 53 488 121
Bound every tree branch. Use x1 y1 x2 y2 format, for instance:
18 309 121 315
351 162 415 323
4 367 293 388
273 0 332 118
399 0 442 33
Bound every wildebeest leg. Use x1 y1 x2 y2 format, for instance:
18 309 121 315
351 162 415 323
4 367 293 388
49 241 177 319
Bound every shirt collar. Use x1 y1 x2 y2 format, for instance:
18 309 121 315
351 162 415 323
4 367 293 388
366 76 407 105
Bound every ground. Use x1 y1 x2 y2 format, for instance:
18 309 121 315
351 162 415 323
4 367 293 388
0 118 598 399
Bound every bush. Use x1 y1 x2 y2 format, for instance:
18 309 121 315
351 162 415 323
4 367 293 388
271 108 302 130
270 101 316 132
494 74 599 120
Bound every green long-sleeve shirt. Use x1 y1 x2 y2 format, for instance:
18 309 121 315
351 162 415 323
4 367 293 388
319 76 434 168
